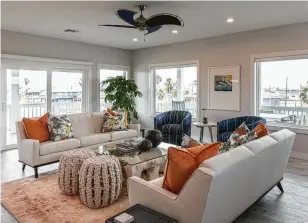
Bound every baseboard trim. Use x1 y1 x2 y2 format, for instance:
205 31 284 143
290 151 308 161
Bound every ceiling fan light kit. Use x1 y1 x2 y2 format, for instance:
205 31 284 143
98 5 184 39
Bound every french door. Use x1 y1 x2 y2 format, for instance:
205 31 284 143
1 59 90 150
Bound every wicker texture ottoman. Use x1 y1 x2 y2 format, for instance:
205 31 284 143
79 156 122 208
58 148 95 196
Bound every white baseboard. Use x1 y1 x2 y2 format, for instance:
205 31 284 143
290 151 308 161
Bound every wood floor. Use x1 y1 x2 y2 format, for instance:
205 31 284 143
1 149 308 223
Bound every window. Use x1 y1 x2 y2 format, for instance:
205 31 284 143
151 62 198 118
255 54 308 128
99 67 128 111
52 71 83 115
1 55 92 149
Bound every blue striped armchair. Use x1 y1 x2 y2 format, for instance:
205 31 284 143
154 111 192 146
217 116 266 142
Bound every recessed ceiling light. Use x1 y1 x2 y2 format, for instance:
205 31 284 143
226 17 235 23
133 38 138 42
172 30 179 34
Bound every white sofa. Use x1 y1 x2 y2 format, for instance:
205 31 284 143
128 129 295 223
16 112 140 178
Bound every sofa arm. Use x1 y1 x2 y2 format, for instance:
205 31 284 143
18 139 40 166
128 177 177 213
128 124 141 136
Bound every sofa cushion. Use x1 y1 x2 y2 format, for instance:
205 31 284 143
22 113 50 142
47 114 74 142
91 112 105 133
79 133 111 147
163 143 220 194
181 134 202 148
39 138 80 156
108 129 137 141
67 113 95 138
102 112 127 133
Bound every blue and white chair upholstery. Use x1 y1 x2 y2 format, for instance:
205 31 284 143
217 116 266 142
154 111 192 146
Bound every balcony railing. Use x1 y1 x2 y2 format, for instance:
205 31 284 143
260 105 308 127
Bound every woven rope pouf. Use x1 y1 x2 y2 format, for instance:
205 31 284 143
79 156 123 208
58 148 95 196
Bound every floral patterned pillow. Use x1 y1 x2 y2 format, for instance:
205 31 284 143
47 113 74 141
219 122 264 153
181 135 202 148
102 112 127 133
234 122 250 135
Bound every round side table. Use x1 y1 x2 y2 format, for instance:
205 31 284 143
193 122 217 143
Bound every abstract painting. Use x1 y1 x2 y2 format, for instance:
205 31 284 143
214 75 232 91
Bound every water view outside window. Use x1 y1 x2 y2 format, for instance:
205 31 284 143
258 58 308 127
52 71 83 115
154 66 198 118
100 69 127 111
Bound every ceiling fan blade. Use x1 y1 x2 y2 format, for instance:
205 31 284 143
98 24 137 29
145 14 184 27
145 25 163 35
116 9 138 26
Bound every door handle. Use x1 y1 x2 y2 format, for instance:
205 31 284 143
2 102 7 112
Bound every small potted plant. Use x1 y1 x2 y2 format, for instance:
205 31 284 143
202 108 208 124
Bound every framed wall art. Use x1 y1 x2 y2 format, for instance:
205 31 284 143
208 65 241 111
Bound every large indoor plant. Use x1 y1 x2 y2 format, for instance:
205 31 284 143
102 76 142 123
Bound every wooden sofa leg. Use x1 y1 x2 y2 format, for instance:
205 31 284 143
34 167 38 178
22 163 26 171
277 182 284 193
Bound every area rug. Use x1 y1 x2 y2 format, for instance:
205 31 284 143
1 172 129 223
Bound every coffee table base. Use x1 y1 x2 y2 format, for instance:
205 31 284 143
124 156 166 180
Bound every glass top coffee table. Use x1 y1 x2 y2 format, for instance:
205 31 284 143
91 142 174 180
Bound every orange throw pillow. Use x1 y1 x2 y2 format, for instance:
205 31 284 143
254 122 269 138
22 113 50 142
163 142 221 194
107 108 128 126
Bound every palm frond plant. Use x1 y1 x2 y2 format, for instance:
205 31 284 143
300 82 308 104
102 76 142 123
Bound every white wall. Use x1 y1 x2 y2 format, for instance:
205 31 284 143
1 30 132 111
132 22 308 153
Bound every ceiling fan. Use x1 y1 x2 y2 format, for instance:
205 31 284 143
99 5 184 36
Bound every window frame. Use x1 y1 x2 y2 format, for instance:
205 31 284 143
149 60 200 120
250 50 308 134
1 54 93 114
97 64 130 112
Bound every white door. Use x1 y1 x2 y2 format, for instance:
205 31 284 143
1 68 48 150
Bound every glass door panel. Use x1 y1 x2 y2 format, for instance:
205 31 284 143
99 69 127 111
52 71 83 115
4 69 47 148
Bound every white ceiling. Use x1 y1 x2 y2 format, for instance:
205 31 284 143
2 1 308 50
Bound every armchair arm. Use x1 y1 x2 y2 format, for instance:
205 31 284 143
154 113 167 132
182 112 192 136
217 116 247 134
127 124 140 136
18 139 40 166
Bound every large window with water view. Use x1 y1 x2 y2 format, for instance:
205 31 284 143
257 57 308 128
152 64 198 118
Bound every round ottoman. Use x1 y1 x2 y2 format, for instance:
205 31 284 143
58 148 95 196
79 156 122 208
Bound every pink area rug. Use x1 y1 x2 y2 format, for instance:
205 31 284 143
1 172 129 223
